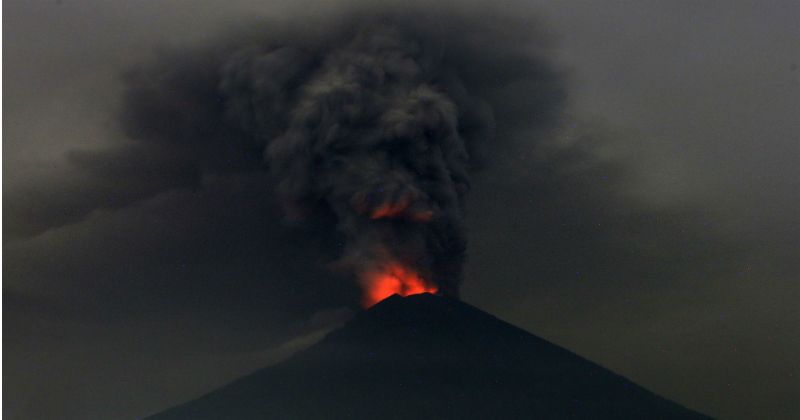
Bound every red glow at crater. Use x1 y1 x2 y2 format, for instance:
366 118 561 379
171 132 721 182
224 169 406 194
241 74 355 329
361 262 438 307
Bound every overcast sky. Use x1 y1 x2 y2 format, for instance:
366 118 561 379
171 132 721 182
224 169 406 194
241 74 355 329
4 1 799 419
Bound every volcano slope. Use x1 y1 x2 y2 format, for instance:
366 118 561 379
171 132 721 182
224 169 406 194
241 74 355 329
148 293 709 419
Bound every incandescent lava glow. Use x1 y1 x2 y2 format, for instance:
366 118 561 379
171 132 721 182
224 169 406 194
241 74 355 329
361 262 438 307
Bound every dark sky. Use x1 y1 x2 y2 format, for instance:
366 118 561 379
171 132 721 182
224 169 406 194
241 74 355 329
4 1 799 419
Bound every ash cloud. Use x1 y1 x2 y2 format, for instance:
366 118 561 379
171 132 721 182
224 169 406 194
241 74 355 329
7 3 798 419
113 11 565 298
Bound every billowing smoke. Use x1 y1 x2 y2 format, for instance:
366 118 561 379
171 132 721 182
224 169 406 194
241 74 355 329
117 9 565 303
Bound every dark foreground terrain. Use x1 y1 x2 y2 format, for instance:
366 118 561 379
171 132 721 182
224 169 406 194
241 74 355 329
149 293 709 419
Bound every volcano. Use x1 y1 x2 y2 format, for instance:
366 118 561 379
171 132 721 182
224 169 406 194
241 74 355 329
148 294 708 419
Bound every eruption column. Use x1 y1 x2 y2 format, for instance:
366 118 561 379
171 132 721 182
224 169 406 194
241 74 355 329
361 262 438 307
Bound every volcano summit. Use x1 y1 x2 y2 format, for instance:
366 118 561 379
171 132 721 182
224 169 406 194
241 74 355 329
149 294 708 419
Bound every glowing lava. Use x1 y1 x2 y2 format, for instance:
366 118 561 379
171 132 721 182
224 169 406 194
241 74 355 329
361 262 438 307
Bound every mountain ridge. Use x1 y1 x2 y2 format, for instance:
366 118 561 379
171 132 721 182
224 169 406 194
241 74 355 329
148 293 710 419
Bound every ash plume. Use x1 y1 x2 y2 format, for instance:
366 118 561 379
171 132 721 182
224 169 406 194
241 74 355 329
118 9 566 299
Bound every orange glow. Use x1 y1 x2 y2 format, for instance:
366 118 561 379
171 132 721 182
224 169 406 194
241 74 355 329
369 201 433 222
361 262 438 307
369 195 412 219
352 191 433 222
406 209 434 222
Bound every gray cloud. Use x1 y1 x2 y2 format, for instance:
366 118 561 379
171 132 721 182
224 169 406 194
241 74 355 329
11 9 566 299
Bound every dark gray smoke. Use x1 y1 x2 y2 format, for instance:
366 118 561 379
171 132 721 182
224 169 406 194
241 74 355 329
119 10 565 298
221 22 473 296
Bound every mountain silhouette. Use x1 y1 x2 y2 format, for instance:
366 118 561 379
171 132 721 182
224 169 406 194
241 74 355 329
148 293 709 419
